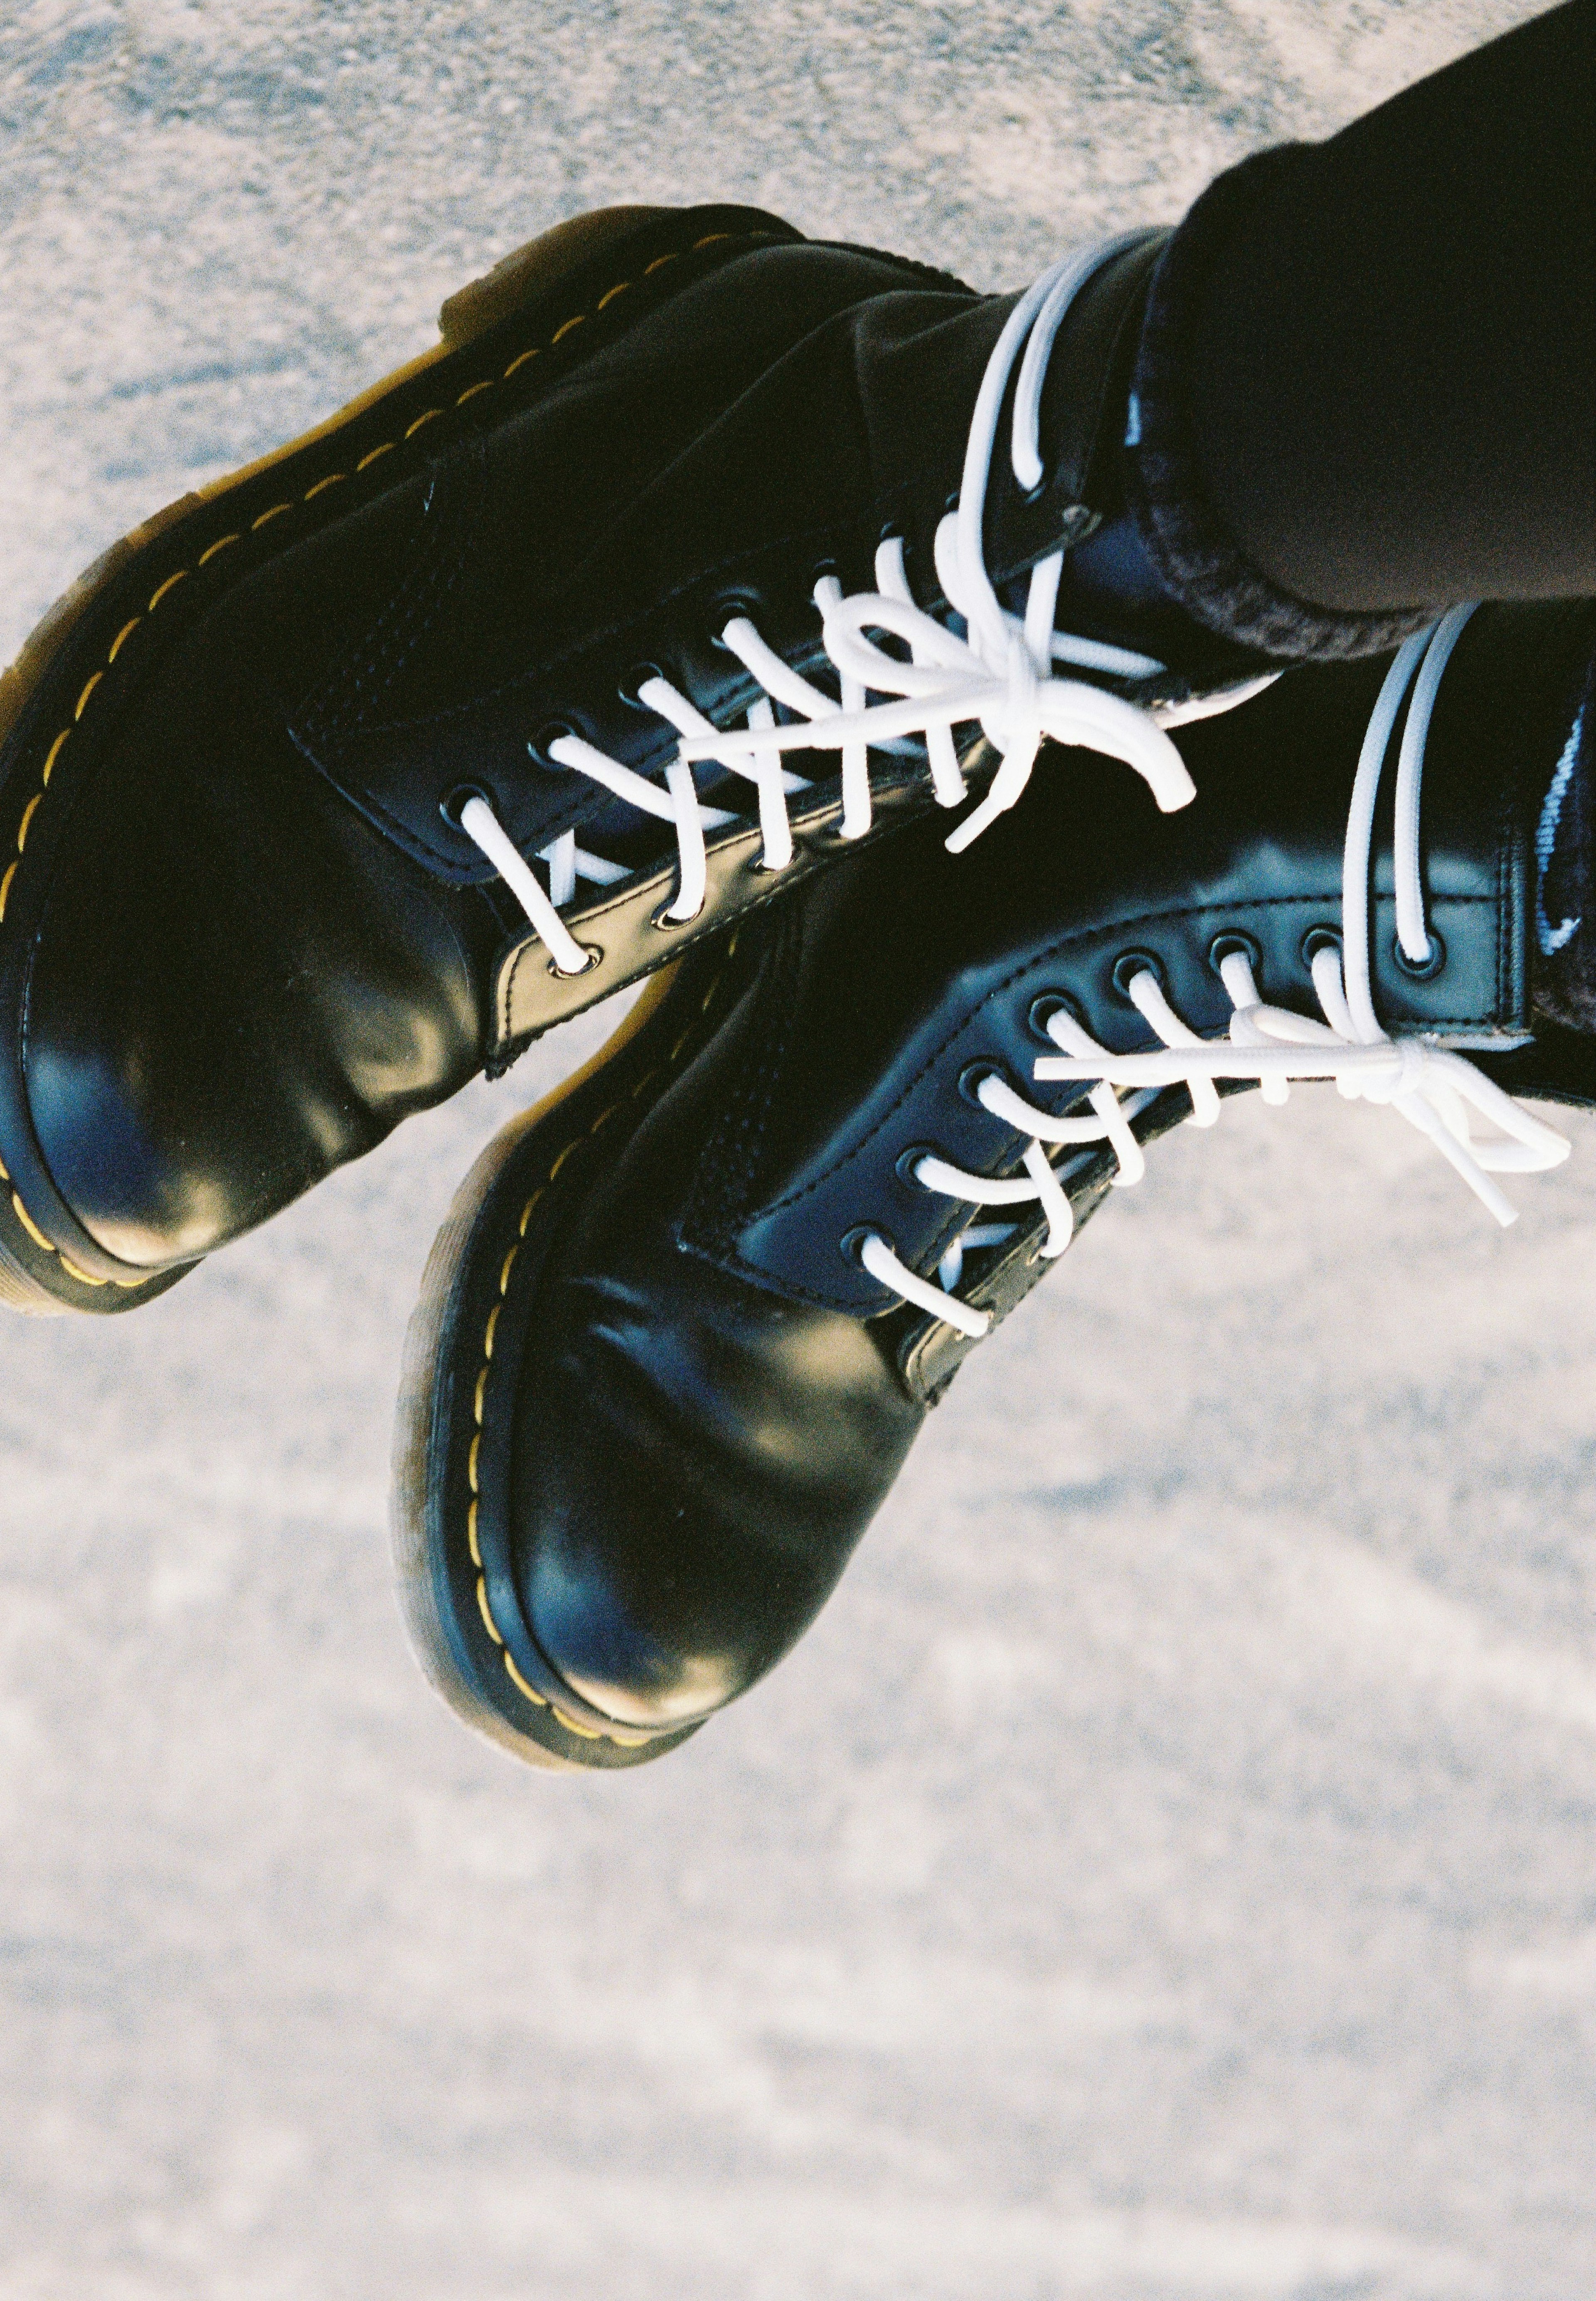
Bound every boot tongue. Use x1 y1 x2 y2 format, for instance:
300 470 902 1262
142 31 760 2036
686 775 1156 1300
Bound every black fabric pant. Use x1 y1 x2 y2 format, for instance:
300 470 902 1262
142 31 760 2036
1151 0 1594 621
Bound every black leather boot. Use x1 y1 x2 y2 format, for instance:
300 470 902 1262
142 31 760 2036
390 602 1595 1769
0 199 1269 1315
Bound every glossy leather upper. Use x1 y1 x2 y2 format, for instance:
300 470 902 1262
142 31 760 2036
488 606 1586 1737
12 208 1211 1279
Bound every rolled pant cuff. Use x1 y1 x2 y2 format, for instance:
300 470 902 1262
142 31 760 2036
1127 143 1436 665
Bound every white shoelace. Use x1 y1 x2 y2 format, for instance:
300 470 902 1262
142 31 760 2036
459 232 1220 978
860 606 1572 1341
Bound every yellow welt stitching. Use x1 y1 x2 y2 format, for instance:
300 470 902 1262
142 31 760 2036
0 233 770 907
589 1100 621 1133
11 1192 54 1254
0 1153 7 1179
41 730 70 784
3 236 768 943
476 1576 504 1644
456 379 494 406
16 794 42 852
669 1032 691 1060
458 958 732 1749
74 672 103 720
504 1653 549 1707
59 1256 106 1287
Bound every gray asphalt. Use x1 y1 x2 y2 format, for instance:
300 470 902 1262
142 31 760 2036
1 4 1589 2297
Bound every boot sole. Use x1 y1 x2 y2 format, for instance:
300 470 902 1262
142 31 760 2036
390 949 744 1769
0 203 790 1312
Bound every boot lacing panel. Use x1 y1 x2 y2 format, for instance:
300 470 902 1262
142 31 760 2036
461 233 1221 978
862 606 1571 1342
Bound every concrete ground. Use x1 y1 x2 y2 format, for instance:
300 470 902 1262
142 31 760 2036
0 2 1589 2296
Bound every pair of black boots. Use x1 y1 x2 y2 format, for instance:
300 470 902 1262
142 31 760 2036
2 204 1590 1768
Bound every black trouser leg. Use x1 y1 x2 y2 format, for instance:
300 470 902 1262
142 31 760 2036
1133 0 1594 641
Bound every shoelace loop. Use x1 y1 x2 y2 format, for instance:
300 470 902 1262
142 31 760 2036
863 606 1572 1339
461 231 1206 973
1031 608 1570 1229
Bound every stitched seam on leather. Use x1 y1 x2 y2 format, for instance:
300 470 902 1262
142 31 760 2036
295 455 485 750
0 224 775 917
336 485 931 753
680 909 800 1252
0 226 773 1279
467 950 732 1744
741 887 1505 1233
262 490 933 873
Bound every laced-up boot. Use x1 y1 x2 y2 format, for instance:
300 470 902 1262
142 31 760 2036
390 601 1594 1769
0 193 1288 1314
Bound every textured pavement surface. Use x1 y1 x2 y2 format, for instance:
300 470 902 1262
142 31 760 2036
0 3 1590 2296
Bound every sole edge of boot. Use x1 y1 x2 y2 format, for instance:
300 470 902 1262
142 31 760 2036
0 207 728 1315
389 969 705 1772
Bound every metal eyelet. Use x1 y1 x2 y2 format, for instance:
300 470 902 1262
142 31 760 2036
709 592 763 644
650 899 697 932
1028 991 1084 1042
895 1145 936 1187
1208 931 1262 976
547 944 604 979
839 1224 879 1270
1392 930 1447 980
617 664 666 710
439 782 493 828
957 1061 1002 1108
528 720 576 769
1301 927 1342 971
1111 950 1164 1001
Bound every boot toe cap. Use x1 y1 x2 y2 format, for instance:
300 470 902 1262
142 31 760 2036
508 1284 906 1732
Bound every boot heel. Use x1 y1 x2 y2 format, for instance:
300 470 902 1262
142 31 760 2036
0 1230 69 1313
439 205 672 349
